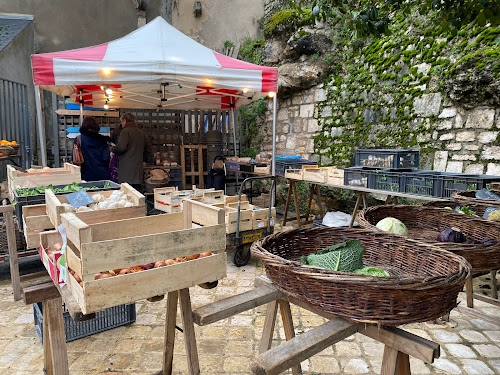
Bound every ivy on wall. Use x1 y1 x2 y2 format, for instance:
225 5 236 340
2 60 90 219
312 8 500 167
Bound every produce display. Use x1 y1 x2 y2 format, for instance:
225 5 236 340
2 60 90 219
70 190 134 212
16 181 112 197
69 252 214 287
0 140 17 146
301 240 389 276
436 227 497 245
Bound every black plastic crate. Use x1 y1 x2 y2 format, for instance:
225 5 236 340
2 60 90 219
343 167 373 188
33 302 136 343
402 170 442 197
369 169 404 193
14 180 120 231
355 149 419 169
275 158 317 177
439 174 500 198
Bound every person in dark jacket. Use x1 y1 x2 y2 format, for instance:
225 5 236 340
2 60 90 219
72 116 111 181
110 112 152 191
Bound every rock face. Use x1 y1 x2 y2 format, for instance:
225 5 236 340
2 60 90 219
278 62 323 96
447 71 500 109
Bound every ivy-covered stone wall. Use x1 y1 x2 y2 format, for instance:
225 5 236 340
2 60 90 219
258 8 500 175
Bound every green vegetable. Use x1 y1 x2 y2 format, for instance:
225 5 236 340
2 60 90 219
488 210 500 221
301 240 364 272
455 205 477 216
16 182 108 197
353 267 390 277
375 217 409 236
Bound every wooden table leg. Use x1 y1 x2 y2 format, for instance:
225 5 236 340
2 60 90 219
44 297 69 375
283 181 293 226
162 290 179 375
278 300 302 375
5 210 22 301
381 345 411 375
490 270 498 300
304 184 315 223
43 302 53 375
361 192 367 210
179 288 200 375
465 275 474 308
316 184 325 219
259 300 279 354
292 181 302 227
349 192 363 228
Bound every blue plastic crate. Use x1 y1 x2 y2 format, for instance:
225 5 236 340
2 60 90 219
355 149 419 169
343 167 373 188
369 169 404 193
439 174 500 198
33 302 136 343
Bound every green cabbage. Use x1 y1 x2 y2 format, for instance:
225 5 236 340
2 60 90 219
353 267 390 277
375 217 408 236
300 240 364 272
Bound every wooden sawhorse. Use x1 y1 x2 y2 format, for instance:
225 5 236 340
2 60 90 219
193 276 440 375
283 180 324 227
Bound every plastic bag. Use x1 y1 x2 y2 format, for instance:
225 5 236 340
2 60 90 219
322 211 357 227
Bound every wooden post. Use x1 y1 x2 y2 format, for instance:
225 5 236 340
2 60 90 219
316 184 325 218
44 297 69 375
490 270 498 300
282 181 292 226
259 301 279 354
162 290 179 375
291 181 301 227
465 275 474 308
349 192 363 228
381 345 410 375
179 288 200 375
43 302 53 375
5 209 22 301
304 184 315 222
278 300 301 375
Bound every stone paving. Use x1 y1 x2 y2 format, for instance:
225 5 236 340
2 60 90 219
0 253 499 375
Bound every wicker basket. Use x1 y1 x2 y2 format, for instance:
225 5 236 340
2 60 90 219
358 205 500 272
251 227 470 326
0 145 13 156
452 190 500 210
422 200 487 218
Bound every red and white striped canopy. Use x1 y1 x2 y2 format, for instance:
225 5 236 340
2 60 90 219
31 17 277 110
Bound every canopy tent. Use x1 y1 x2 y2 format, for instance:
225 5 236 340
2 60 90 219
31 16 278 173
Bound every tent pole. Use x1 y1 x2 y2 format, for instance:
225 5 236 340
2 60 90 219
79 101 83 124
271 94 277 208
34 85 47 167
231 107 237 159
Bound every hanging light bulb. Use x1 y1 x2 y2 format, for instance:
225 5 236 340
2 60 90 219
105 88 113 95
268 92 276 98
102 68 111 75
242 88 249 93
104 104 109 109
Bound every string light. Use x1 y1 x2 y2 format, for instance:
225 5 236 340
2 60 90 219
104 104 109 109
105 88 113 95
102 68 111 75
268 92 276 98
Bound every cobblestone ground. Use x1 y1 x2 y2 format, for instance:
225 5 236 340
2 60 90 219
0 253 499 375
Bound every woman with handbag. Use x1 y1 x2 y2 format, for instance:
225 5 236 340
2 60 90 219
72 116 111 181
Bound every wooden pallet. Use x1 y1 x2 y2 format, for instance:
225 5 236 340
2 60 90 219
181 145 208 189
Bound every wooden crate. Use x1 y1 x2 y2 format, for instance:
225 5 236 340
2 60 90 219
223 194 247 205
22 204 55 249
253 207 277 230
39 230 65 285
153 186 180 213
45 183 145 227
61 200 226 314
327 167 344 185
203 190 225 204
23 203 148 249
302 167 329 183
254 164 270 175
284 168 303 180
225 201 253 233
7 163 82 200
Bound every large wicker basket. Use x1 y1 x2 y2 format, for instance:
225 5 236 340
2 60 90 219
452 190 500 210
251 227 470 326
358 205 500 272
422 200 487 218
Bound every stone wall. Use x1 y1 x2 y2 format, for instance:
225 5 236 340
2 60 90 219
261 86 500 175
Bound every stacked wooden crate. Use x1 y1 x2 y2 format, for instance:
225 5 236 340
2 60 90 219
7 163 81 200
56 200 226 314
